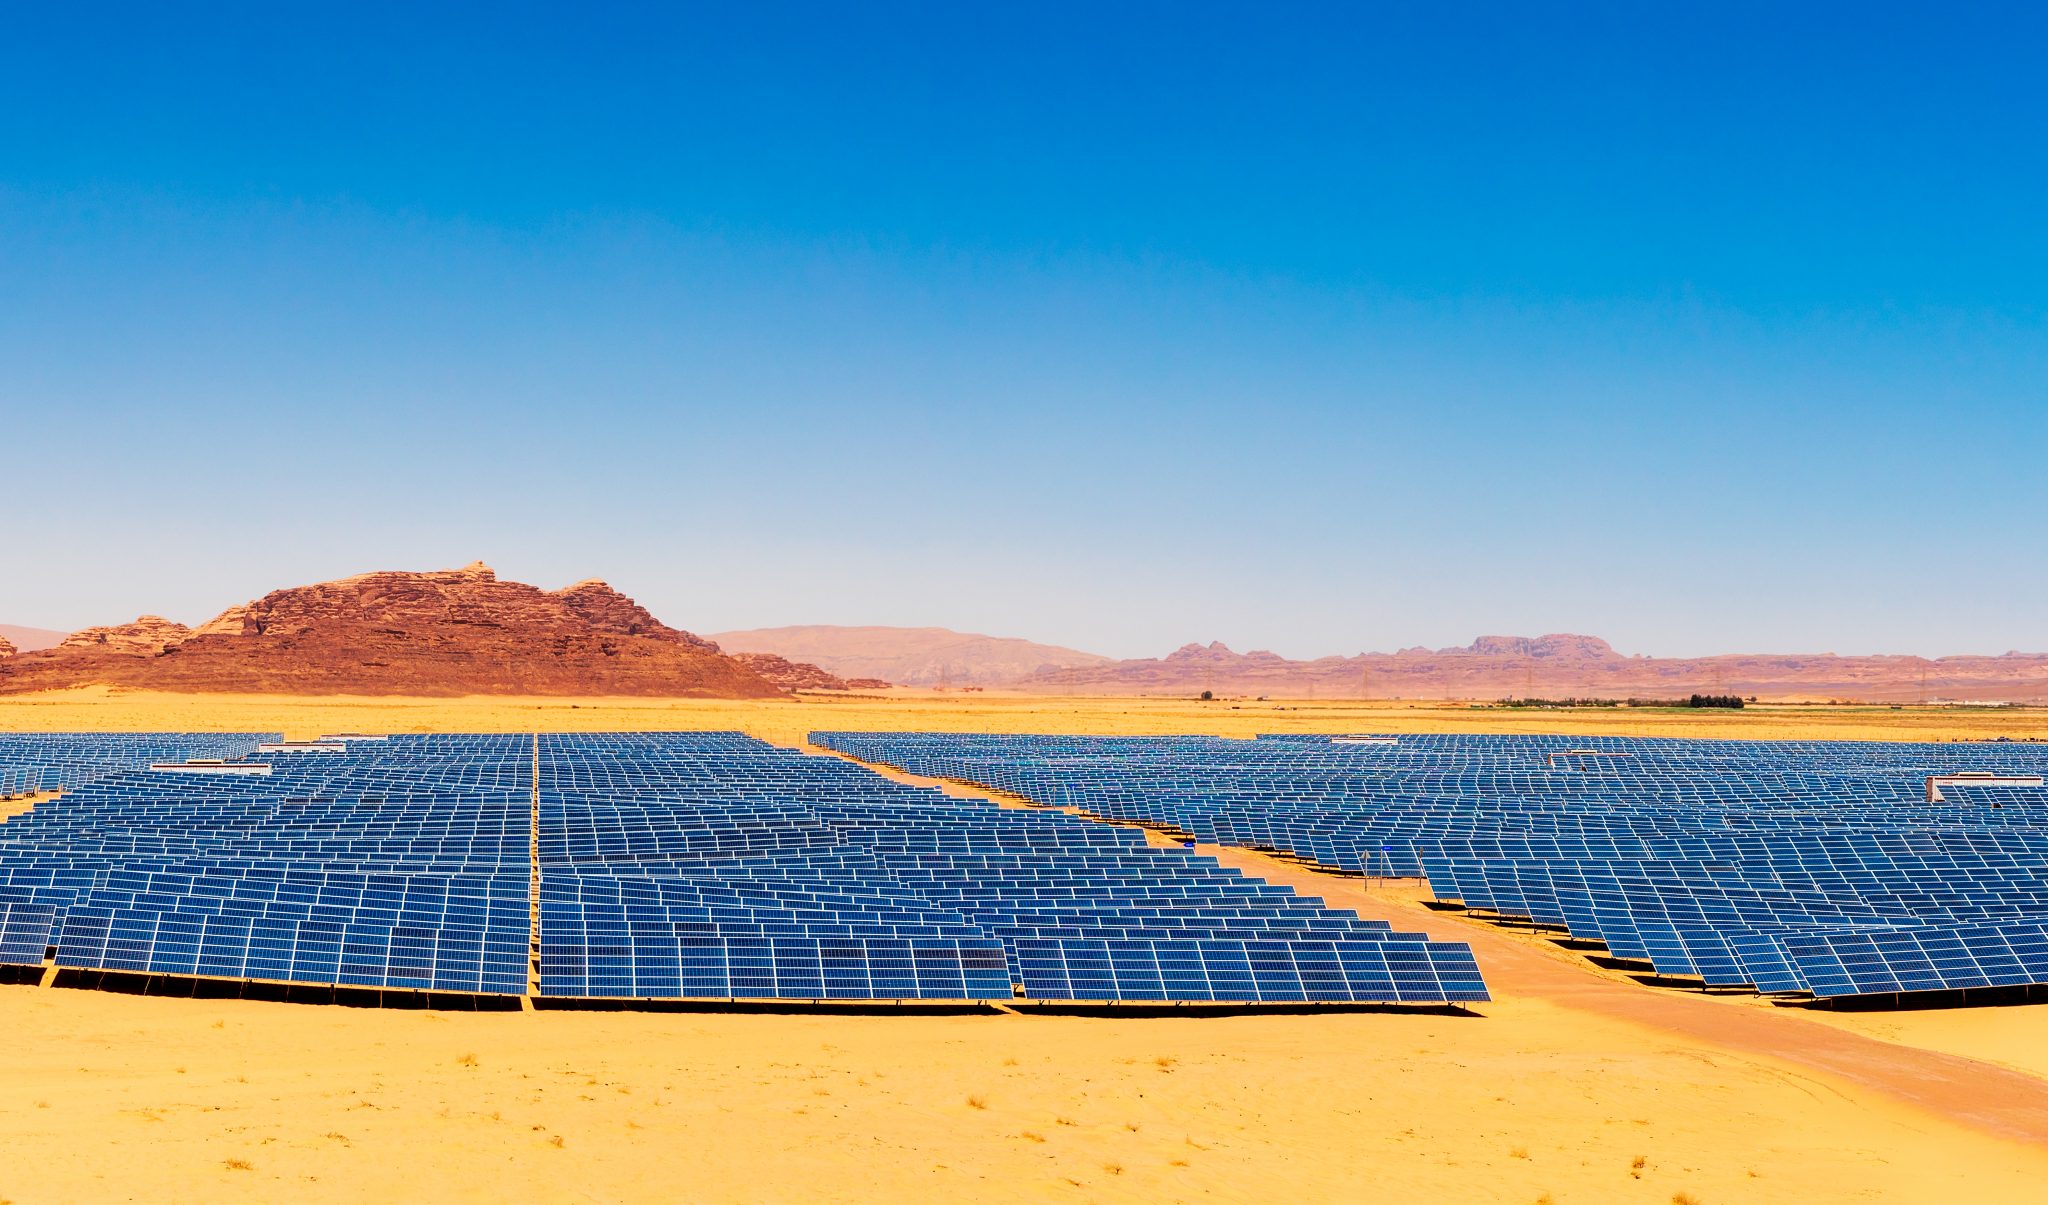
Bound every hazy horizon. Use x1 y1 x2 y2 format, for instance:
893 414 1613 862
7 5 2045 660
10 574 2048 664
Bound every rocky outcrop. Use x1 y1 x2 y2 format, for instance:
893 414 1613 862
551 579 723 654
57 615 191 656
0 563 787 698
731 652 853 691
0 634 14 658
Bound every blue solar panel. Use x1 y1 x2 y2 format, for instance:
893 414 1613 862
813 730 2048 1003
530 732 1479 1004
0 899 57 965
0 731 1487 1007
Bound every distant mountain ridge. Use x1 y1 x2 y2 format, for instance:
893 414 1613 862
709 625 1111 687
0 563 857 697
1016 633 2048 702
12 599 2047 701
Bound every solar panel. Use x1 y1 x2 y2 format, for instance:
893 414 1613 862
813 730 2048 1003
0 731 1488 1007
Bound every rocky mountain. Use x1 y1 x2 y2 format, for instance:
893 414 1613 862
709 625 1111 687
0 563 846 698
0 624 67 653
730 652 890 692
0 634 14 658
58 615 192 656
1016 634 2048 703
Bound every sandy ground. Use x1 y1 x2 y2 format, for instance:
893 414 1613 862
1812 1003 2048 1083
2 685 2046 743
3 690 2047 1201
8 982 2046 1204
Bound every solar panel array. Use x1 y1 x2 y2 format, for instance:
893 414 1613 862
0 731 1486 1006
0 734 530 995
812 731 2048 1003
537 733 1484 1004
0 732 272 795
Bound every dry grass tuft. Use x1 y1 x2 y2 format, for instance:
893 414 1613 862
222 1159 253 1172
456 1052 479 1067
965 1095 988 1110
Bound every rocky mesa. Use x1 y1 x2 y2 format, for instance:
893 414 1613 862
0 562 860 697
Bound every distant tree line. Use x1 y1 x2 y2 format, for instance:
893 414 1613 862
1496 695 1746 710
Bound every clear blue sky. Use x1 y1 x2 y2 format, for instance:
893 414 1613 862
4 3 2044 658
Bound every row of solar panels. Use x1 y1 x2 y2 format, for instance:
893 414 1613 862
532 733 1484 1003
0 733 282 793
813 731 2048 1002
0 733 1488 1005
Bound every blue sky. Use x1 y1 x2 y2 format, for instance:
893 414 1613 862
4 3 2044 658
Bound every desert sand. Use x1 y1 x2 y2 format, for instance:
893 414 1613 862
3 689 2047 1202
4 685 2047 744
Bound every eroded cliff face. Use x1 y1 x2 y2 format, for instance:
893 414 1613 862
729 651 876 691
0 562 818 698
56 615 192 656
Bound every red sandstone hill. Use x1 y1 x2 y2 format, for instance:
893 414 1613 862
1014 633 2048 702
0 563 858 697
